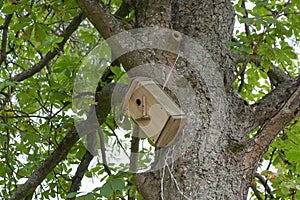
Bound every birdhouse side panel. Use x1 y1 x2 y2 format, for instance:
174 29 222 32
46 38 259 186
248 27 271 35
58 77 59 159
155 115 185 147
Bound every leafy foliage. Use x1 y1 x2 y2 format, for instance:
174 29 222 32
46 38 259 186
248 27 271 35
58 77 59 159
232 0 300 199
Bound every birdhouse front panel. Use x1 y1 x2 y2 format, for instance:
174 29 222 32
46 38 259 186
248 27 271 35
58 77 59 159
123 77 186 147
128 86 169 138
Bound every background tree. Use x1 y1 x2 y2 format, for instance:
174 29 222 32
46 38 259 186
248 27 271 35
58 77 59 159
0 0 299 199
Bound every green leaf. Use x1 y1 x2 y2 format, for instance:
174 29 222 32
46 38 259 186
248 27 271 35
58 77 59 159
100 182 113 197
111 178 126 190
0 81 17 90
286 149 300 162
264 18 277 24
34 23 48 42
260 170 270 176
100 178 126 197
53 68 65 73
240 17 254 24
76 193 94 200
89 166 100 173
110 66 122 77
225 41 240 47
52 36 64 44
23 25 33 39
280 187 290 196
75 146 86 160
66 192 79 198
0 16 5 24
12 22 29 32
85 171 92 178
1 2 20 14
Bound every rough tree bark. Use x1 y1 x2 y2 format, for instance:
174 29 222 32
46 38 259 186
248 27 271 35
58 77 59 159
133 1 254 199
77 0 300 199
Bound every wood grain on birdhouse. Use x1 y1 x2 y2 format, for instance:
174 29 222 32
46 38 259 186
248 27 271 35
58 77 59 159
123 77 186 147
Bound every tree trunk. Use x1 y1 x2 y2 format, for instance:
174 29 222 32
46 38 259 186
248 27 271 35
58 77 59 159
134 0 257 199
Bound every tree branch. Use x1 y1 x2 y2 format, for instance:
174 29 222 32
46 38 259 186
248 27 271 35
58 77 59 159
77 0 143 71
244 75 300 170
114 0 134 19
250 183 263 200
67 150 94 200
278 150 291 165
76 0 123 39
0 14 13 66
255 173 274 199
9 12 85 82
9 128 80 200
10 77 114 199
251 67 294 125
241 0 250 37
98 129 112 176
267 64 292 87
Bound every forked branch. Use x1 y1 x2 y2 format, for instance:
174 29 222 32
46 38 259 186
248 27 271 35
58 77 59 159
244 75 300 170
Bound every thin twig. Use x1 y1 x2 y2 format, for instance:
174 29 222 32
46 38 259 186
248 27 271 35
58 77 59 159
98 130 112 176
226 56 250 92
226 27 267 92
250 183 263 200
105 122 130 158
241 0 250 36
238 65 246 93
255 173 274 199
266 148 276 171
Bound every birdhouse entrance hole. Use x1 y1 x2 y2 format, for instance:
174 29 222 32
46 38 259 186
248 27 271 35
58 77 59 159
136 98 141 106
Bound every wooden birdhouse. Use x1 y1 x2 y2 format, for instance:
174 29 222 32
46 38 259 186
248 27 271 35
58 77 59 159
122 77 186 147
